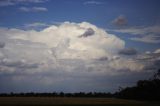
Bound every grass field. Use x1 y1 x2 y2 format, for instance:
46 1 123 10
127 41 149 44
0 97 159 106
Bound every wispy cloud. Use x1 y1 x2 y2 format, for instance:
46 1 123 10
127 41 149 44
0 0 14 6
110 25 160 43
0 0 48 6
23 22 50 30
24 22 49 27
18 0 48 3
84 1 104 5
19 7 48 12
131 34 160 44
111 26 160 35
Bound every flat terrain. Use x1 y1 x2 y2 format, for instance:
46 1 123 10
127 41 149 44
0 97 159 106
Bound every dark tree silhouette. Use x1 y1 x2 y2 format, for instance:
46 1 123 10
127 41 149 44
115 69 160 100
154 69 160 79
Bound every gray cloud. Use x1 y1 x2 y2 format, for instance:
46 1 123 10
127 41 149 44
84 1 104 5
0 42 5 48
112 15 128 26
79 28 95 38
19 7 48 12
135 51 160 71
110 25 160 43
0 59 39 69
23 22 49 30
17 0 48 3
119 48 137 55
98 57 108 61
0 0 48 6
0 65 152 93
130 34 160 44
0 0 14 6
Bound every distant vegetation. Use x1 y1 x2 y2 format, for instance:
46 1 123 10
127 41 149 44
114 69 160 100
0 69 160 100
0 92 112 98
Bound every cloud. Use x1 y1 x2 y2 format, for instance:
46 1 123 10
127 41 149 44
98 57 108 61
17 0 48 3
108 48 160 72
0 0 14 6
79 28 95 38
0 42 5 48
0 22 158 73
24 22 49 28
23 22 50 30
112 26 160 35
84 1 104 5
0 0 48 6
0 59 38 69
0 22 159 92
130 34 160 44
110 25 160 43
154 49 160 53
19 7 48 12
135 49 160 71
119 48 137 55
11 22 125 60
112 15 128 26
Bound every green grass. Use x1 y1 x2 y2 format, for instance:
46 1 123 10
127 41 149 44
0 97 159 106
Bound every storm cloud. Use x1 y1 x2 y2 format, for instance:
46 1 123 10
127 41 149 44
119 48 137 55
0 22 159 92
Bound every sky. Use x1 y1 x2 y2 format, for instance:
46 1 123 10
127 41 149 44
0 0 160 93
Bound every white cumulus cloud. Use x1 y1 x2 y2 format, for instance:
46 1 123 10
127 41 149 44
0 22 159 92
11 22 125 60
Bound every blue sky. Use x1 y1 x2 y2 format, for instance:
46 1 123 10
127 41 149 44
0 0 160 93
0 0 160 51
0 0 160 27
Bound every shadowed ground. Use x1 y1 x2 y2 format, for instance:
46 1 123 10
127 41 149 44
0 97 159 106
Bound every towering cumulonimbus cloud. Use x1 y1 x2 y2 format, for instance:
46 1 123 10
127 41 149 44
1 22 158 74
11 22 125 60
0 22 159 92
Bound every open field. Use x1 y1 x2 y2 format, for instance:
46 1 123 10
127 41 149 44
0 97 160 106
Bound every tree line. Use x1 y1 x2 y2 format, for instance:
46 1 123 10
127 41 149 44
114 69 160 100
0 92 112 98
